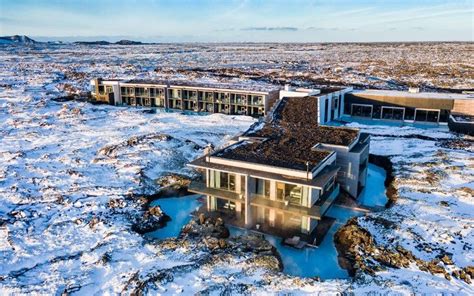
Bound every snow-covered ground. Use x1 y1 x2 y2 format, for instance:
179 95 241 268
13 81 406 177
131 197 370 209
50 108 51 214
0 44 473 294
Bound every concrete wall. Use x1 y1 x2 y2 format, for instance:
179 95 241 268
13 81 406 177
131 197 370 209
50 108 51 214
452 99 474 116
320 143 368 198
346 92 455 110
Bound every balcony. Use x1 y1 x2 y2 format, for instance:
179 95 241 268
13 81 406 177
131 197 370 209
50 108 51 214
316 184 340 215
249 184 340 219
188 181 243 202
250 193 322 219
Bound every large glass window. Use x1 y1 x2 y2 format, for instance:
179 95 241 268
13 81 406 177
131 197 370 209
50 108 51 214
255 178 270 198
415 109 439 122
351 104 373 117
276 182 309 206
210 171 237 192
216 198 236 211
286 183 302 205
426 111 439 122
381 107 405 120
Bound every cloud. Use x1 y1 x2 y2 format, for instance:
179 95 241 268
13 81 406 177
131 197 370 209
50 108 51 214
241 26 298 31
306 27 341 31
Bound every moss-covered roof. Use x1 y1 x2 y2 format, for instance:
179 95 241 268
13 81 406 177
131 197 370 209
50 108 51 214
215 96 360 171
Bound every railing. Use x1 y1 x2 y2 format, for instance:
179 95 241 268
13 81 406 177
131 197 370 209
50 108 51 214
188 181 243 201
317 184 340 215
250 193 322 219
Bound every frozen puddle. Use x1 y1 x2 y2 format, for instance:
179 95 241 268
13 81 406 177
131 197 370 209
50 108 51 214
147 165 387 279
146 195 201 239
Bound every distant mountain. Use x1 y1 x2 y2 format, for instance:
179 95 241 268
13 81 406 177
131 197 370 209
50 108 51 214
0 35 146 45
74 40 111 45
115 40 143 45
74 40 143 45
0 35 38 45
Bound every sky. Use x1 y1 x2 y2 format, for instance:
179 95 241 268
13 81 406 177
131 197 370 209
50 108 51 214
0 0 473 42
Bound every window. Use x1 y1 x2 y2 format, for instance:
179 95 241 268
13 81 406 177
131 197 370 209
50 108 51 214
324 98 329 122
286 184 302 206
351 104 373 118
415 109 440 123
216 198 236 211
276 182 306 206
381 107 405 120
210 171 237 192
255 178 270 198
276 182 285 201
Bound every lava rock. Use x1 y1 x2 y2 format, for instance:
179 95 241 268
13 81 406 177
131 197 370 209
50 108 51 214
132 205 171 234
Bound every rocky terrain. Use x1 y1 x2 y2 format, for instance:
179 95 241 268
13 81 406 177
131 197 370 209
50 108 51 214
0 43 473 294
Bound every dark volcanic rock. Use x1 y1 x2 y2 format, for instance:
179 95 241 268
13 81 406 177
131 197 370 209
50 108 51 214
132 205 171 234
334 218 455 280
181 215 230 239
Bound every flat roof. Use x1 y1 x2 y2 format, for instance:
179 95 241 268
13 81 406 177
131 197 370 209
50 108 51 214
251 97 360 146
213 139 332 172
211 96 359 171
353 89 474 100
107 78 280 93
349 132 370 153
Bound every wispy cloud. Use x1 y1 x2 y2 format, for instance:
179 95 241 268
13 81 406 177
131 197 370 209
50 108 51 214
241 27 299 31
306 27 340 31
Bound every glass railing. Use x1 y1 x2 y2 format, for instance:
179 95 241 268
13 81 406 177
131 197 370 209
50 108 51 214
188 181 244 200
318 184 340 215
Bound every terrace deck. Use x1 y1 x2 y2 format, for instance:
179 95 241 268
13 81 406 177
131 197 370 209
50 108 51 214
188 157 340 189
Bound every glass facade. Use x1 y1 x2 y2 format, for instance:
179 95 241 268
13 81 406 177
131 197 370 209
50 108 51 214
255 178 270 198
275 182 310 206
209 170 237 192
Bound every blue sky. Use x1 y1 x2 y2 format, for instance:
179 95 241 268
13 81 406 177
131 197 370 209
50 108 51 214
0 0 472 42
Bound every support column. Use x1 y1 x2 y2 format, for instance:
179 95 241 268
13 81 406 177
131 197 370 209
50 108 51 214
270 180 276 200
244 174 252 228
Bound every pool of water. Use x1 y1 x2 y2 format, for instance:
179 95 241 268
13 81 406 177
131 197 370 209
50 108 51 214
147 165 387 279
146 194 201 240
230 205 365 279
358 164 387 208
230 164 387 279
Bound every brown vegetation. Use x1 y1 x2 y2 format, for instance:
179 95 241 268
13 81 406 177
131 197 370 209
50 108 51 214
217 96 359 171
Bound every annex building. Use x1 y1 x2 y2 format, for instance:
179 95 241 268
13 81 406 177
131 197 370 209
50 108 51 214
90 78 352 123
